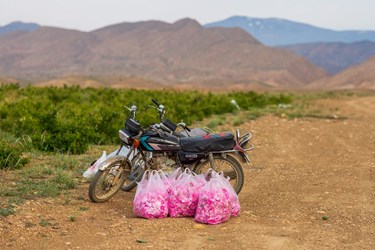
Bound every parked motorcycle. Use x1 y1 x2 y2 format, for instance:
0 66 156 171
88 100 212 192
88 101 253 203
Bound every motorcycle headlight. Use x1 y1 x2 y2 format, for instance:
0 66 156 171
119 129 130 144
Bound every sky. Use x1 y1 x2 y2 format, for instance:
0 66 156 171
1 0 374 31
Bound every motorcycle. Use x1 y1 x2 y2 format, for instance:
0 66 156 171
87 100 212 191
88 101 254 203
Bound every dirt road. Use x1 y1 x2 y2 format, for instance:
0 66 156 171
1 95 374 249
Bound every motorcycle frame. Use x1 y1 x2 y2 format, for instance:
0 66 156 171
98 130 254 173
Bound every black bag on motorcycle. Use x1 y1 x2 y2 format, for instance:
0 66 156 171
180 133 235 153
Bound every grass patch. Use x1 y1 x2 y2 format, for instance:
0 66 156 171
8 197 25 206
49 154 81 171
0 147 98 216
194 90 359 132
23 164 53 179
16 179 61 198
0 133 29 170
0 152 84 203
68 215 76 222
0 205 15 217
206 117 225 130
39 219 51 227
53 170 76 190
231 109 265 126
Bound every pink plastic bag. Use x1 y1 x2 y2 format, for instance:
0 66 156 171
158 170 173 195
195 175 232 225
193 173 207 188
133 170 169 219
215 171 241 217
168 169 201 218
167 167 183 187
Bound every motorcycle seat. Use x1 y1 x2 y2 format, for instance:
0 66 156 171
180 132 235 152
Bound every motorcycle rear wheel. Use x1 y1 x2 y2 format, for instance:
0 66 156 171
193 154 244 194
88 160 129 203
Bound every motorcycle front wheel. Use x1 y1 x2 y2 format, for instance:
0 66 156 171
193 154 244 194
88 159 130 203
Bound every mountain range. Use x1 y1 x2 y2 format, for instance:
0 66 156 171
1 18 375 89
280 41 375 74
205 16 375 46
0 18 326 89
205 16 375 76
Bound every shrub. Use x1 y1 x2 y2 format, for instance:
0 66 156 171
0 138 29 170
0 85 293 154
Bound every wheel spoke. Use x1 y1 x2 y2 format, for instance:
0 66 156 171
93 166 126 200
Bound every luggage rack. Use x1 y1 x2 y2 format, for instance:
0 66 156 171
212 130 254 154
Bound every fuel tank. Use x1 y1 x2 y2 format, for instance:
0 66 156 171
140 130 181 152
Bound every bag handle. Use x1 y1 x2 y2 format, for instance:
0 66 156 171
139 169 150 184
171 167 183 177
176 168 193 181
204 168 215 181
158 170 168 179
158 170 172 185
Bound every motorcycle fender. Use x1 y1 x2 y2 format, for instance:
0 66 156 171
98 155 128 171
236 151 251 164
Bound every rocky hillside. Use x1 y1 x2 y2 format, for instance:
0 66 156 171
280 41 375 74
0 18 326 88
310 55 375 89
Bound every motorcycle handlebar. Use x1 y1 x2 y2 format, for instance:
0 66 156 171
160 123 172 133
125 104 137 119
185 125 191 132
152 99 160 106
177 122 191 132
151 123 172 133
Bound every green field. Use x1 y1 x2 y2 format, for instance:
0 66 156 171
0 84 291 156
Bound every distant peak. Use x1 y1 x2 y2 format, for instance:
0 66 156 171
173 18 201 28
0 21 40 35
4 21 40 27
227 15 248 20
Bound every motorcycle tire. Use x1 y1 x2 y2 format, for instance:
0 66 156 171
193 154 244 194
88 159 129 203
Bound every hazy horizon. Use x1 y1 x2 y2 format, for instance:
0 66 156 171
0 0 375 32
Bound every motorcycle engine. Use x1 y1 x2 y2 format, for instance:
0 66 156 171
150 153 176 172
